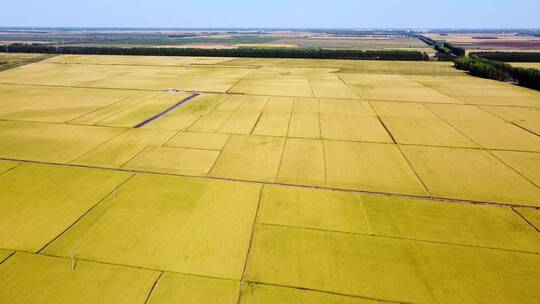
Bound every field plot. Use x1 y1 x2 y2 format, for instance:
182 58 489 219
43 174 261 280
0 164 130 251
0 53 52 72
425 33 540 51
0 253 159 304
512 62 540 69
0 54 539 303
247 225 540 304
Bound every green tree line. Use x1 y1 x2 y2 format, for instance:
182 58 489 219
414 35 465 58
469 51 540 62
2 43 429 61
414 35 437 46
455 56 540 90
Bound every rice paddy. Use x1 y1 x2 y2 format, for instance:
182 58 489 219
0 54 539 303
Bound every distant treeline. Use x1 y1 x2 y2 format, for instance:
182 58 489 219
441 42 465 57
307 29 410 36
469 51 540 62
415 35 437 46
414 35 465 58
471 36 499 40
455 56 540 90
1 43 429 61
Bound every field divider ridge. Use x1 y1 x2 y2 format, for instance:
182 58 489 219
1 156 539 210
143 272 164 304
423 103 540 190
36 174 136 254
236 185 265 304
257 222 540 255
512 208 540 233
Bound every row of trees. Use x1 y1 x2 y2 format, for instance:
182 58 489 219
2 43 429 61
455 57 540 90
414 35 465 59
414 35 437 46
443 42 466 57
433 42 465 57
469 51 540 62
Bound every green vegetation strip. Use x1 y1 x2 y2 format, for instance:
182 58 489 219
413 34 465 60
455 56 540 90
469 51 540 62
1 43 429 61
0 53 54 72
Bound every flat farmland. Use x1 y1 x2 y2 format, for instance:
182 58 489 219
512 62 540 69
0 52 53 72
425 33 540 51
0 54 539 304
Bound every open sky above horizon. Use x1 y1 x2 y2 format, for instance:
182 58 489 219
1 0 539 29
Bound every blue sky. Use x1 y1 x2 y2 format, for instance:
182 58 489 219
2 0 539 28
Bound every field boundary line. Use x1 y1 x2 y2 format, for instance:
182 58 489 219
236 185 265 304
321 140 328 186
0 82 164 92
0 162 22 176
143 272 164 304
6 249 238 282
69 128 132 164
36 174 136 254
369 101 432 196
258 222 540 255
306 76 316 98
367 99 430 196
512 208 540 233
157 128 184 150
65 96 132 124
474 106 540 137
490 152 540 189
0 247 408 304
0 117 126 130
46 61 262 70
394 145 431 196
2 156 539 210
273 111 294 183
335 73 365 101
511 122 540 138
93 92 165 125
274 136 288 184
225 78 245 94
318 100 328 185
0 251 16 266
424 104 540 190
245 280 411 304
206 135 233 175
1 81 536 108
118 145 154 169
376 116 397 144
248 112 265 135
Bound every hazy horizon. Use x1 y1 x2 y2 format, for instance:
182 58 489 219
1 26 539 31
2 0 540 29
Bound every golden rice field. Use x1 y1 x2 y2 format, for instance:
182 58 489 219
0 52 53 72
0 54 539 304
512 62 540 69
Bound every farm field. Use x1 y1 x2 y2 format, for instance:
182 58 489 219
512 62 540 69
0 54 539 303
425 33 540 51
0 52 53 72
0 30 431 52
